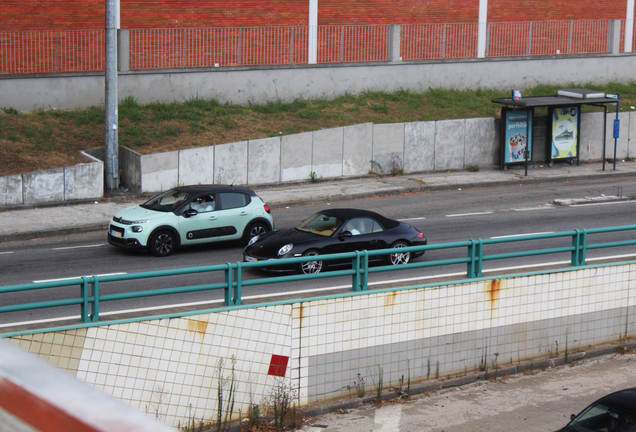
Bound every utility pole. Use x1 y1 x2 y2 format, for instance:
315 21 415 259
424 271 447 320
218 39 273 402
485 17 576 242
105 0 119 191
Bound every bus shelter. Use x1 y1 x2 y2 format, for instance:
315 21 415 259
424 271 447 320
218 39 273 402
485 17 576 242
491 89 618 174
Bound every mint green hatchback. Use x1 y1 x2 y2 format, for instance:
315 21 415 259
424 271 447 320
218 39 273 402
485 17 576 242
108 185 274 257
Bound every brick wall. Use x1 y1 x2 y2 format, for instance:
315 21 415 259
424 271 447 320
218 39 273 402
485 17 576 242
0 0 630 30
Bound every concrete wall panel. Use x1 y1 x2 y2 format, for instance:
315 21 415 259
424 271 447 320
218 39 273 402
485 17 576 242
281 132 313 182
140 151 179 193
178 146 215 186
580 112 605 161
404 121 435 173
465 117 497 168
372 123 404 174
312 127 343 179
343 123 373 176
0 175 23 206
248 137 281 185
214 141 248 185
64 162 103 201
435 119 465 170
630 112 636 159
119 146 142 192
22 168 64 204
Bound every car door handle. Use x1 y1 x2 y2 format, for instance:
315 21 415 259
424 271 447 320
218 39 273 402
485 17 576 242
209 216 217 220
240 211 248 216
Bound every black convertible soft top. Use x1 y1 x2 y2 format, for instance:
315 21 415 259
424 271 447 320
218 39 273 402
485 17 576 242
317 208 400 230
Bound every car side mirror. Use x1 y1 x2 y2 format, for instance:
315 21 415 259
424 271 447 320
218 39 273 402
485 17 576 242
183 209 198 218
570 414 576 421
339 231 353 239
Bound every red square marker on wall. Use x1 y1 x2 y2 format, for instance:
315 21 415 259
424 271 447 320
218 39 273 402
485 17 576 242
268 355 289 377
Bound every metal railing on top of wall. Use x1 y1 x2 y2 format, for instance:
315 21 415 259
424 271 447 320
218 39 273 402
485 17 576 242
1 224 635 335
1 19 634 74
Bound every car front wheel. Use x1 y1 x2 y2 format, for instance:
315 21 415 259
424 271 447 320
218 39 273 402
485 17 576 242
299 250 323 274
389 241 410 265
149 230 176 257
243 221 270 245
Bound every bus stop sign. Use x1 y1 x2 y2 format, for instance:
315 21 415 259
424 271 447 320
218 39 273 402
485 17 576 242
613 119 620 139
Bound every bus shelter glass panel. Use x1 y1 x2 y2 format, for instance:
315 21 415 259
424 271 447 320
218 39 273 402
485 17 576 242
550 106 580 161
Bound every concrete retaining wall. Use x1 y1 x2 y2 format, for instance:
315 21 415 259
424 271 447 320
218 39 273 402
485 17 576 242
7 263 635 428
0 152 103 207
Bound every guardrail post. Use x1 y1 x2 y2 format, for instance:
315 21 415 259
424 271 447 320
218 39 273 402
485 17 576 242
360 250 369 290
571 229 587 266
234 262 242 305
467 239 483 278
90 276 100 322
352 251 361 291
80 277 90 323
224 263 234 306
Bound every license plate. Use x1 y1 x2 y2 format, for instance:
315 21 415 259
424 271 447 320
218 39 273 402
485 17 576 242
244 255 257 262
110 230 123 238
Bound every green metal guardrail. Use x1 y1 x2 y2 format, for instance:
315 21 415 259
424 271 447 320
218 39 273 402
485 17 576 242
1 225 636 326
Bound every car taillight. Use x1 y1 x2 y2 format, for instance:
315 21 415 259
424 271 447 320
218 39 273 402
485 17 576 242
417 232 425 238
264 204 271 214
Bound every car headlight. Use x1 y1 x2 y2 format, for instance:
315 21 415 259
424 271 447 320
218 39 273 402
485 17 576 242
248 235 259 246
278 244 293 256
130 219 149 224
132 226 143 233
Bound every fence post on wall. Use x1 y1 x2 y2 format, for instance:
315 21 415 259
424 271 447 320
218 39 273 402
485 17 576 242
90 276 100 322
608 19 622 54
467 239 483 278
388 24 401 62
527 22 533 56
224 263 234 305
118 29 129 72
80 277 90 323
571 229 587 267
568 20 573 54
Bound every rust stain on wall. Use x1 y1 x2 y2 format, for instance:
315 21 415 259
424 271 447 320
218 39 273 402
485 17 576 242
486 279 501 310
385 291 397 308
188 319 208 337
299 303 305 328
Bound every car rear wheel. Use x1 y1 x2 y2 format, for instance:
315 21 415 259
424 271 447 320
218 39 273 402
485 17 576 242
243 221 270 245
389 241 410 265
299 250 323 274
149 230 176 257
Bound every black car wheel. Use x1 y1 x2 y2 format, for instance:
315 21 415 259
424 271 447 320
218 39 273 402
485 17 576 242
299 250 323 274
389 241 410 265
149 230 176 257
243 221 270 245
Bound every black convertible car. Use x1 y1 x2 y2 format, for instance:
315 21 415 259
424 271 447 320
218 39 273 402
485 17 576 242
243 208 427 274
555 388 636 432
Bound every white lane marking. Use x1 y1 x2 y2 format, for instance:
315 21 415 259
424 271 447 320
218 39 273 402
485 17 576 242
5 253 636 329
513 206 555 212
398 217 426 221
491 232 554 239
51 244 105 251
33 273 127 283
574 201 636 207
446 212 493 217
374 404 402 432
0 251 14 255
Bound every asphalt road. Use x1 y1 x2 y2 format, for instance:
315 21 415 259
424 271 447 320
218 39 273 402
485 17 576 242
303 350 636 432
2 177 636 328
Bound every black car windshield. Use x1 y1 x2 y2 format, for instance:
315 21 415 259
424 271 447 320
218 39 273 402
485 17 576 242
296 213 344 236
141 189 195 212
567 403 636 432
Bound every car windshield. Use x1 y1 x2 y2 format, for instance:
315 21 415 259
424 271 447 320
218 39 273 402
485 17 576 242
141 189 195 212
567 403 636 432
296 213 344 236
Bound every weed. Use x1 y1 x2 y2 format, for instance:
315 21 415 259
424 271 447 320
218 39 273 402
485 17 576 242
389 155 403 176
261 378 299 431
565 329 569 364
146 385 170 421
309 171 320 183
351 373 366 398
465 163 480 172
376 365 384 401
369 160 382 175
2 107 19 115
426 358 431 379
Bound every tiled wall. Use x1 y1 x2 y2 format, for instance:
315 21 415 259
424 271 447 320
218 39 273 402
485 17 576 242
8 264 636 427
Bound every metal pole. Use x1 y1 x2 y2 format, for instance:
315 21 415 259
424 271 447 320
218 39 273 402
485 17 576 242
614 92 620 171
105 0 119 191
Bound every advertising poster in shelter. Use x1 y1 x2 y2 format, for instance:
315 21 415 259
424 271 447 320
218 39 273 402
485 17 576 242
504 109 533 164
550 106 579 160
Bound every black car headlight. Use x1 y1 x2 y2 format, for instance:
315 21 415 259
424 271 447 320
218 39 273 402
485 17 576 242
278 244 293 256
248 235 259 246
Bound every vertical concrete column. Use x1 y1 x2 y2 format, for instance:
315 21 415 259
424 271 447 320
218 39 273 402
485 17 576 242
608 19 622 54
626 0 635 53
117 29 129 72
388 24 401 62
308 0 318 64
477 0 488 58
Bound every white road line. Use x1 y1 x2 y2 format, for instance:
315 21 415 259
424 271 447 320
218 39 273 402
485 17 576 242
574 200 636 207
446 212 493 218
33 273 127 283
51 244 105 251
398 217 426 221
513 206 555 212
491 232 554 239
0 251 14 255
6 253 636 330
